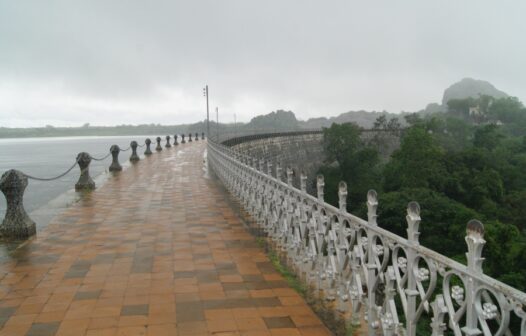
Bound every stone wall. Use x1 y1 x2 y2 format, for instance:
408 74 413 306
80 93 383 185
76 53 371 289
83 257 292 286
224 130 400 194
226 131 325 193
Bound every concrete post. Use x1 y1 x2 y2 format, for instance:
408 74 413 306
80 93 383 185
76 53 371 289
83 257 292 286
109 145 122 172
188 133 193 142
156 137 163 151
0 170 36 239
202 132 205 140
165 135 172 148
130 141 140 162
181 134 186 144
173 135 178 145
75 152 95 191
195 132 199 141
144 138 153 155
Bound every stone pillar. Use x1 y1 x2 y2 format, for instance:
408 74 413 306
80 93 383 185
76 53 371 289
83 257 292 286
75 152 95 191
188 133 193 142
165 135 172 148
181 134 186 144
144 138 153 155
0 170 36 239
156 137 163 151
201 132 205 140
173 135 178 145
195 132 199 141
109 145 122 172
130 141 140 162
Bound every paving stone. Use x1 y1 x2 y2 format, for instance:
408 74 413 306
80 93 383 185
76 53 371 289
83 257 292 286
0 141 329 335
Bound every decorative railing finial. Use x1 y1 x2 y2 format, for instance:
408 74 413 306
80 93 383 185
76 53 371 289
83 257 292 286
466 219 485 274
406 201 421 245
317 175 325 202
275 162 282 181
338 181 347 212
367 189 378 226
286 167 293 186
300 171 307 193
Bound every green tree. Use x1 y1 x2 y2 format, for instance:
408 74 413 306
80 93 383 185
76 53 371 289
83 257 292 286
383 127 447 192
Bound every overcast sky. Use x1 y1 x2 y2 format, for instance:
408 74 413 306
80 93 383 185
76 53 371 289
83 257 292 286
0 1 525 127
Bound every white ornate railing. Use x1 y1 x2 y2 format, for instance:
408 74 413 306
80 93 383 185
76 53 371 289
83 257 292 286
207 139 526 336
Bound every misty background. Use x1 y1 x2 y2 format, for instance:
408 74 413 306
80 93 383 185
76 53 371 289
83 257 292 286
1 1 525 127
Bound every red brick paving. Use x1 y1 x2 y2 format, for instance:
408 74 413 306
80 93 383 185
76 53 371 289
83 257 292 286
0 141 332 336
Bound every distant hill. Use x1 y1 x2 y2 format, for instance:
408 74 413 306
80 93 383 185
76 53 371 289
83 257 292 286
442 78 508 106
298 110 406 129
1 78 513 139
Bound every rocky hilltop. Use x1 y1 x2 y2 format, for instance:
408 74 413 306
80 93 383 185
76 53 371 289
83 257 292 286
442 78 508 106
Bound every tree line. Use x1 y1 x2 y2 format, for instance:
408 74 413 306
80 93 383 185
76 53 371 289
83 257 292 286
318 95 526 290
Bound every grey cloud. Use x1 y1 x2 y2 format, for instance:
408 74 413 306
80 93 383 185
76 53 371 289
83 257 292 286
0 0 525 126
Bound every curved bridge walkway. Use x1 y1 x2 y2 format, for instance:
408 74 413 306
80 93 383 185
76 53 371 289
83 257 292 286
0 141 331 336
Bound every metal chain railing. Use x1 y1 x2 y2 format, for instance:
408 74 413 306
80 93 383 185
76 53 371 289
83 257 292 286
0 135 205 240
90 152 112 161
22 160 79 181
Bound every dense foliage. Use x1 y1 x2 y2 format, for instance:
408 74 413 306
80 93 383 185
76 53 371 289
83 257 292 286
318 96 526 290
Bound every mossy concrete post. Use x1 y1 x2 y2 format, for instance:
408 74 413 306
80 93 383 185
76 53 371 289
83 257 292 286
173 135 178 145
0 169 36 239
75 152 95 191
109 145 122 172
181 134 186 144
155 137 163 151
201 132 205 140
130 141 140 162
165 135 172 148
144 138 153 155
195 132 198 141
188 133 193 142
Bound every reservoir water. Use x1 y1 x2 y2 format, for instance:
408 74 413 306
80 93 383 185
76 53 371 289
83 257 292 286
0 135 159 227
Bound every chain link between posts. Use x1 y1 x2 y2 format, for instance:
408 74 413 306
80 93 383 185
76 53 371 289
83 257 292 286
17 138 155 182
90 152 112 161
22 160 78 181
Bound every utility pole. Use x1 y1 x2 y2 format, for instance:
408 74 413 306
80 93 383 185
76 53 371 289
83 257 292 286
203 85 209 137
216 107 219 141
234 113 236 138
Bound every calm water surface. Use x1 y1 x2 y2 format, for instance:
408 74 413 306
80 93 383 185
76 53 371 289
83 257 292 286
0 135 158 222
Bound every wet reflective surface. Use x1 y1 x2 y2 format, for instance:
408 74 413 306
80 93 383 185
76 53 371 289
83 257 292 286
0 141 330 335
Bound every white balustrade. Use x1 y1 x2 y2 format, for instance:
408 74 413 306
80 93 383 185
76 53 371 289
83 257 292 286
207 139 526 336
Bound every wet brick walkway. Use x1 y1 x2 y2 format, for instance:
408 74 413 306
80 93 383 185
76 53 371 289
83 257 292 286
0 141 331 335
